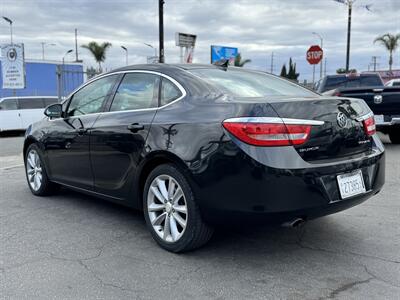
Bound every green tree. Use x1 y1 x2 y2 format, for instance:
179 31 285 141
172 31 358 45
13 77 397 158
280 64 287 77
374 33 400 72
287 58 299 81
234 53 251 67
81 41 112 72
336 68 357 74
86 66 99 79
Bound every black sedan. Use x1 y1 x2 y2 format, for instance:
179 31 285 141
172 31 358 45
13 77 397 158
23 64 385 252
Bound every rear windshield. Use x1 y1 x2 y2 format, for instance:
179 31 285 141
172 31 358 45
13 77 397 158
189 68 317 98
323 75 382 92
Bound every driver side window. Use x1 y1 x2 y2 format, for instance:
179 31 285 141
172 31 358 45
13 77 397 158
67 75 118 117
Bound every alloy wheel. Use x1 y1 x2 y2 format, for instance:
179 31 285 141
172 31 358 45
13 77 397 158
147 174 188 243
26 149 43 191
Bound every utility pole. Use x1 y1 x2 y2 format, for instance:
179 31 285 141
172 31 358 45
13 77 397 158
158 0 165 63
270 52 274 73
75 29 79 62
324 58 327 76
371 56 379 71
345 1 352 72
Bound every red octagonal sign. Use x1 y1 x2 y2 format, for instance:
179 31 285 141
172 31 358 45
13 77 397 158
306 45 323 65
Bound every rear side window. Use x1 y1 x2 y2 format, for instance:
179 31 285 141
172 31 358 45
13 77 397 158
0 99 18 110
160 78 182 106
18 98 46 109
324 75 382 91
110 73 159 111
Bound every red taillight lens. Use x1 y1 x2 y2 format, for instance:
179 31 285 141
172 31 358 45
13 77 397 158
222 121 312 146
362 116 376 136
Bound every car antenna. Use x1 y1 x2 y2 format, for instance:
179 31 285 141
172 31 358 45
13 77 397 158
213 59 229 70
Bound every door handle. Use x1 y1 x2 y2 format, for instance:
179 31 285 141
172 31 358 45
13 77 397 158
76 128 88 135
127 123 144 132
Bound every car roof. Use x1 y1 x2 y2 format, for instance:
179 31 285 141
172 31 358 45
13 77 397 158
110 63 235 74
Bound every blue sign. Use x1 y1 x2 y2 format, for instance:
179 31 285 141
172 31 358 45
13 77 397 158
210 45 238 64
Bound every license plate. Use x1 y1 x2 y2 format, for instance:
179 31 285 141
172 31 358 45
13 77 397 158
374 114 384 124
337 170 366 199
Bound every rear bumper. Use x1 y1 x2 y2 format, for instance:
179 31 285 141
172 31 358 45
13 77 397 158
376 115 400 129
192 141 385 225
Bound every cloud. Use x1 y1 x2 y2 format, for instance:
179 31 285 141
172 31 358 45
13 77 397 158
0 0 399 81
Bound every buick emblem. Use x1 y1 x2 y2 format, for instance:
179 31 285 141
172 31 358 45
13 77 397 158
337 112 348 128
374 95 383 104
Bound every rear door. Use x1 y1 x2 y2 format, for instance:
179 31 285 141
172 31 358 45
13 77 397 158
0 98 22 130
90 71 161 200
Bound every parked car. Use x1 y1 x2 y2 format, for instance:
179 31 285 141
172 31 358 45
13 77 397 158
23 64 385 252
385 79 400 87
319 73 400 144
0 96 58 132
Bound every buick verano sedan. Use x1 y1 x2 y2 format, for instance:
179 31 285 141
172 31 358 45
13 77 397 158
24 64 385 252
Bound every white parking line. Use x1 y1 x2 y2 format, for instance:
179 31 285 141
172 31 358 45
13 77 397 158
0 164 24 170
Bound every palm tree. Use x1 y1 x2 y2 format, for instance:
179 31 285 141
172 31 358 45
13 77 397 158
81 41 112 72
374 33 400 72
234 53 251 67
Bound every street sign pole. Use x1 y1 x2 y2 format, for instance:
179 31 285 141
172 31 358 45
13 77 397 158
313 65 316 85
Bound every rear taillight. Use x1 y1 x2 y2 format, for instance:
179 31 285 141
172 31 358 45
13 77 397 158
362 115 376 136
334 91 342 97
222 118 313 147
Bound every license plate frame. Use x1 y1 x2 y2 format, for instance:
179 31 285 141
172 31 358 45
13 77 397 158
337 170 366 200
374 114 384 125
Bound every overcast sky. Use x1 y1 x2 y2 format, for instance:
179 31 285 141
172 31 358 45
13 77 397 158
1 0 399 81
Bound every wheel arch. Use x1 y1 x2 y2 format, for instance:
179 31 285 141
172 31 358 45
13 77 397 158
23 136 38 158
135 151 191 210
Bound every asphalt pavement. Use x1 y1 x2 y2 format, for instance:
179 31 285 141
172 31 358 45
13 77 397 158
0 134 399 299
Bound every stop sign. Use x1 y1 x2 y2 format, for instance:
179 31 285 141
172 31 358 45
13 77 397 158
306 45 323 65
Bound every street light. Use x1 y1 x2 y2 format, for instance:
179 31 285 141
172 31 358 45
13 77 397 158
144 43 158 57
62 49 73 64
312 32 324 79
2 16 13 44
41 42 56 60
121 45 128 65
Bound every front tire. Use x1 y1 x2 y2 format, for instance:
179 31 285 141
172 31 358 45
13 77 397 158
143 164 213 252
25 143 58 196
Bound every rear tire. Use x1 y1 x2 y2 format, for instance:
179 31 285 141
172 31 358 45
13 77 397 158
143 164 213 252
25 143 58 196
389 131 400 144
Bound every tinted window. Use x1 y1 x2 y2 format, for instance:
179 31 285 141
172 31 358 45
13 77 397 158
110 73 159 111
68 75 117 116
18 98 45 109
190 68 316 98
323 75 383 91
161 78 182 106
0 99 18 110
393 81 400 86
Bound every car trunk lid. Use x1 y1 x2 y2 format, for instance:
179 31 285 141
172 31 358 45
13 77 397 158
268 97 373 162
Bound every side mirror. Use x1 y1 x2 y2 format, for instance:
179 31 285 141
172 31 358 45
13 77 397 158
44 103 63 119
